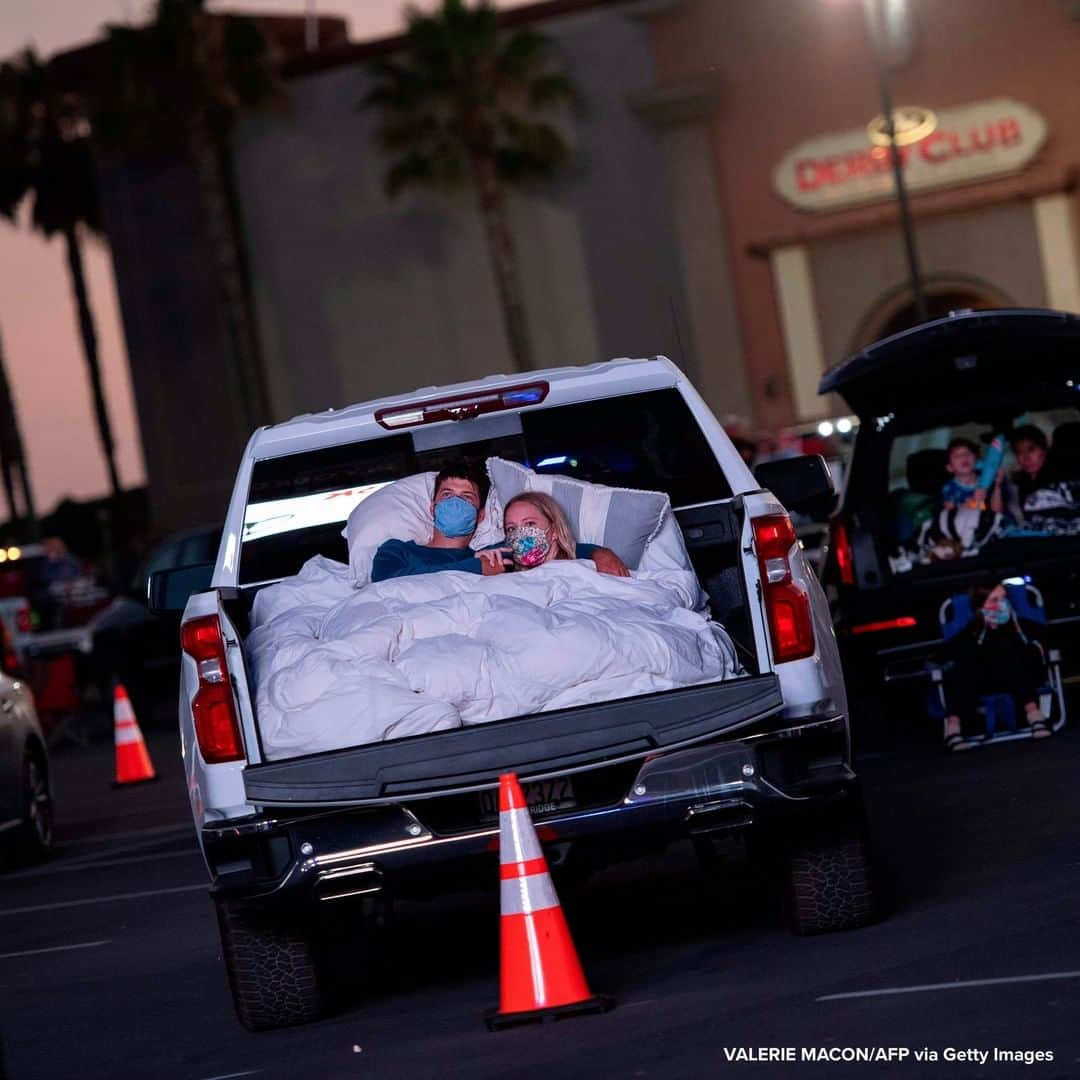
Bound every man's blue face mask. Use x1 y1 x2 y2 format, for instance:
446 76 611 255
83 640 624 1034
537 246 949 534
433 495 478 538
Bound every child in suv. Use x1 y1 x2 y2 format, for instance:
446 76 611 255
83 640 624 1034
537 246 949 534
942 437 1004 513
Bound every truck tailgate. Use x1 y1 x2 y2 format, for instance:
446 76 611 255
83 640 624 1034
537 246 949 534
243 674 782 805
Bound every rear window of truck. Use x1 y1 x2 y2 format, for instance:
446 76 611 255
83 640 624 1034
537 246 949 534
239 389 731 584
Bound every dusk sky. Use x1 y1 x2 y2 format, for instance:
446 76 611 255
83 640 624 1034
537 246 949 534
0 0 531 513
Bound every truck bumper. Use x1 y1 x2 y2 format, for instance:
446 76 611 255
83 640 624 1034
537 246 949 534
202 715 853 906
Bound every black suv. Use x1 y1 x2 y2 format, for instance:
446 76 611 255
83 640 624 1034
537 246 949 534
819 309 1080 715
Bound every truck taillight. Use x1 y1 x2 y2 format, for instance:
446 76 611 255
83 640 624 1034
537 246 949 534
830 518 855 586
753 514 815 664
181 614 244 764
15 604 31 633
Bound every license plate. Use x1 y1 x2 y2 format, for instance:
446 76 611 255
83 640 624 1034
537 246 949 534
478 778 576 821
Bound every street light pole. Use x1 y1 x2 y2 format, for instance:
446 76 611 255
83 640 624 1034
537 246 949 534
862 0 928 323
304 0 320 52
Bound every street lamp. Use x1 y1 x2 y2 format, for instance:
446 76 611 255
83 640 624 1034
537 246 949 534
859 0 928 323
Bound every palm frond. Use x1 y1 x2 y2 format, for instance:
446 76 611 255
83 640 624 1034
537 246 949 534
221 16 281 112
495 29 548 85
364 0 582 199
96 1 279 153
0 48 101 234
376 111 444 152
528 73 580 111
361 61 433 113
385 142 465 196
494 115 568 181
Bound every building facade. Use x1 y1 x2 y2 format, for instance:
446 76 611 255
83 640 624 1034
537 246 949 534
233 0 1080 443
89 0 1080 529
641 0 1080 427
231 0 710 426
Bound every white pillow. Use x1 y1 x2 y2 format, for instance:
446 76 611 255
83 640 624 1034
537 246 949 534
341 472 502 585
486 458 669 569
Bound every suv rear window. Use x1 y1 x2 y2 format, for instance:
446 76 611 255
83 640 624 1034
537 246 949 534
240 389 730 584
884 406 1080 573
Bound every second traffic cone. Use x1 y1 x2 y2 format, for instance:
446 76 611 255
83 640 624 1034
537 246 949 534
112 683 157 787
486 772 612 1030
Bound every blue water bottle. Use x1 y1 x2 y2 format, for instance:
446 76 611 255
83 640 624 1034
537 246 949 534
979 434 1005 494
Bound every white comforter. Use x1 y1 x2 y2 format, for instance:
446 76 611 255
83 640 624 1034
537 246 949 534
247 556 741 760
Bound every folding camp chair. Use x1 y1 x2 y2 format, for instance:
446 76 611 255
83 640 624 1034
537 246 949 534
928 580 1066 745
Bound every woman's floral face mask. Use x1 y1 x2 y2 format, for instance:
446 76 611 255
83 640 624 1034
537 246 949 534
506 524 551 567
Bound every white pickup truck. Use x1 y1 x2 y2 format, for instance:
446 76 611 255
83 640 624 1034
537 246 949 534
152 356 875 1031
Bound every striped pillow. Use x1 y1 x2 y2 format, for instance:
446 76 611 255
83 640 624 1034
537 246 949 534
486 458 669 569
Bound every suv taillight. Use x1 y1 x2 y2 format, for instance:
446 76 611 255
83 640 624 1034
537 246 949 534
753 513 815 664
0 623 19 677
181 614 244 763
830 518 855 587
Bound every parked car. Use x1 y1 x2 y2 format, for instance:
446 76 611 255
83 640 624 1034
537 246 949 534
0 620 53 866
153 356 873 1031
87 525 222 720
819 308 1080 717
0 541 109 661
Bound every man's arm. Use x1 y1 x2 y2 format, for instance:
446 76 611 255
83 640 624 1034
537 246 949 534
371 540 489 582
370 540 417 583
577 543 631 577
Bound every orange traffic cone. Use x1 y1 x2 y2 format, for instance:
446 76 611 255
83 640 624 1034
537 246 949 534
486 772 612 1030
112 683 157 787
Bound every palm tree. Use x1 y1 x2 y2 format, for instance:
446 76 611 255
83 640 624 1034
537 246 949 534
96 0 281 430
363 0 580 372
0 50 121 497
0 324 36 534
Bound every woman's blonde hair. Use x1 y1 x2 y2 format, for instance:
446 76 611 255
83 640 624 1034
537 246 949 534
503 492 577 560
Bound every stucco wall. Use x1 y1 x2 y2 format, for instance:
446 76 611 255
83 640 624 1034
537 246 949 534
233 4 693 423
811 200 1047 368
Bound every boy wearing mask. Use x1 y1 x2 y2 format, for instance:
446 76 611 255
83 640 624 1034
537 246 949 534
942 437 1003 513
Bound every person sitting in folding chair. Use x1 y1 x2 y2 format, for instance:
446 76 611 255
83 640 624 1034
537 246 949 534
937 582 1054 752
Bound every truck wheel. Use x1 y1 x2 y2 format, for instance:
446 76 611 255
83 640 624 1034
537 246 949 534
216 899 330 1031
788 811 876 936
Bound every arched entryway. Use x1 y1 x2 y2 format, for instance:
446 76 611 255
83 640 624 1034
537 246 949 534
854 277 1013 348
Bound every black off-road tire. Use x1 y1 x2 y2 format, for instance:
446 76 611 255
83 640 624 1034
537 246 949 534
10 748 53 867
216 899 330 1031
788 812 877 936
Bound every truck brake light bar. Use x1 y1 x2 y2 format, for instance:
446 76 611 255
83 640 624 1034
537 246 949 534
375 381 549 429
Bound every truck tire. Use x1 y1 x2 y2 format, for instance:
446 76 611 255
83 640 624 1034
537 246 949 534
216 900 330 1031
788 811 877 936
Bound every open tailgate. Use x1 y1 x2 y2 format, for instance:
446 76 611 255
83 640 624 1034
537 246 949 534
243 674 782 805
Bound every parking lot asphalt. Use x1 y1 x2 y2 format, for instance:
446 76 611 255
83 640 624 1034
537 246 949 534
2 721 1079 1080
